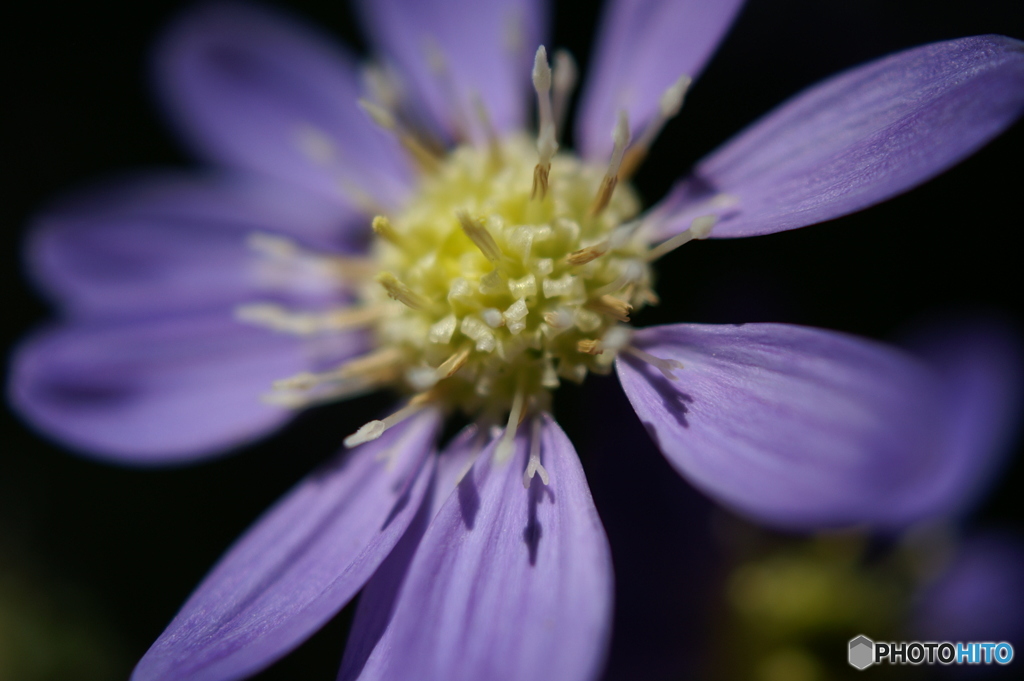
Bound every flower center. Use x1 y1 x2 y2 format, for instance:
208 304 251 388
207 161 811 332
367 134 652 419
239 46 708 457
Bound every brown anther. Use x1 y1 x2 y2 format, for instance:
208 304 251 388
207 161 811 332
531 162 551 200
409 390 437 407
399 133 443 173
587 295 632 322
377 272 429 310
638 288 660 306
588 175 619 216
577 339 604 355
359 98 441 173
338 346 405 379
618 146 648 181
566 242 608 266
436 345 472 378
328 255 377 281
542 310 571 328
456 211 502 262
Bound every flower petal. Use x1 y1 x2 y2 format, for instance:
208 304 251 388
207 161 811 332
355 0 547 140
28 174 363 318
354 414 613 681
887 316 1023 522
913 532 1024 644
651 35 1024 239
577 0 745 160
616 323 957 529
338 424 484 681
155 2 411 207
8 313 362 463
131 409 441 681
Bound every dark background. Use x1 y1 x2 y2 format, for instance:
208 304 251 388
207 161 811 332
3 1 1023 679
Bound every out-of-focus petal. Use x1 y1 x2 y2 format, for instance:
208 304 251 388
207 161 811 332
577 0 745 160
355 0 547 141
155 2 411 207
914 532 1024 645
8 313 363 463
616 323 953 529
338 425 485 681
131 409 441 681
28 174 363 318
355 414 613 681
651 35 1024 239
889 316 1023 522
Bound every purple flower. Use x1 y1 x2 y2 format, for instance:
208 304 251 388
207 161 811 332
7 1 1024 680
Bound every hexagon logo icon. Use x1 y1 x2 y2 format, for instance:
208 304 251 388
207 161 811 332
849 635 875 670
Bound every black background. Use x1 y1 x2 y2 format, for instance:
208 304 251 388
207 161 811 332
3 1 1023 679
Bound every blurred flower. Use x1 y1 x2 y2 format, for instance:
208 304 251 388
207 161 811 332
7 1 1024 680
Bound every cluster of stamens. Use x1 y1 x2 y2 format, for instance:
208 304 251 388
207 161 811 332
238 45 711 466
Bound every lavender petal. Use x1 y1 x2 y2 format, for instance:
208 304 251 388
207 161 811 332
28 174 363 318
8 313 363 463
616 323 957 529
131 409 442 681
577 0 745 160
338 424 485 681
358 414 613 681
888 316 1023 522
651 35 1024 239
155 2 411 207
355 0 547 141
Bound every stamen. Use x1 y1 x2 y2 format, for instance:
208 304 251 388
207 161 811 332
272 347 404 392
247 232 375 282
589 110 631 216
470 92 503 166
644 214 716 262
620 75 692 179
377 272 429 310
423 37 471 142
522 417 550 487
246 232 301 258
600 325 633 353
372 215 400 245
587 295 633 322
624 346 684 380
541 354 560 388
262 375 381 408
532 46 558 200
577 339 603 355
344 399 426 448
361 62 403 111
638 192 737 243
335 347 406 380
456 211 503 263
495 379 526 462
358 98 441 172
543 307 573 329
551 49 578 140
435 344 472 379
235 303 383 335
566 240 608 266
592 259 645 297
294 124 336 165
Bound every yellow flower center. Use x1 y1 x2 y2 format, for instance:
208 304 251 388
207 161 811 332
368 134 652 419
238 46 708 455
